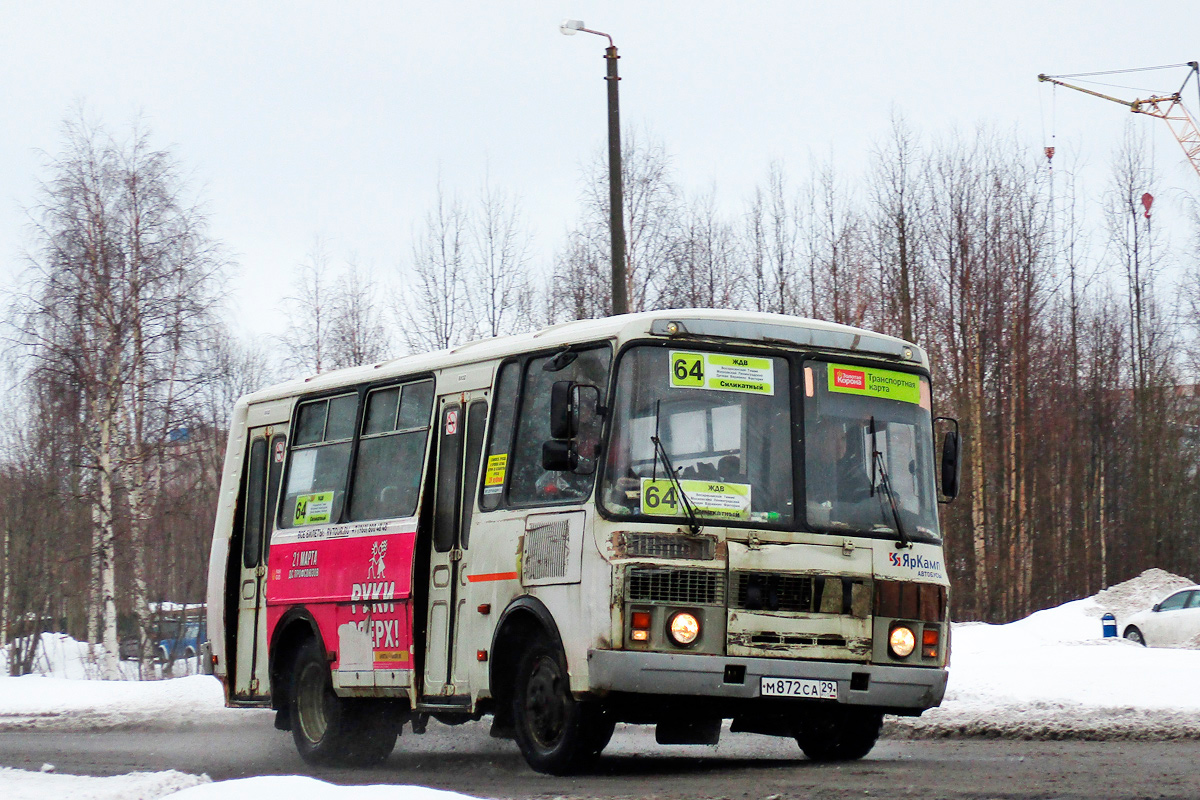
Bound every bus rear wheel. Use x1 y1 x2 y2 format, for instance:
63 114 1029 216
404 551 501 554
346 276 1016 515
511 638 613 775
794 706 882 762
289 639 396 767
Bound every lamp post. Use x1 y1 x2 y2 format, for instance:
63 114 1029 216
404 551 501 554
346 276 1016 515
560 19 628 315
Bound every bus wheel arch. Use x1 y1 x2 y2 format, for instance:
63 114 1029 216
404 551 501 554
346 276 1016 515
268 608 322 724
489 597 565 735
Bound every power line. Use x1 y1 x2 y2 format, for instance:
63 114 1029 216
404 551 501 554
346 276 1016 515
1047 63 1192 79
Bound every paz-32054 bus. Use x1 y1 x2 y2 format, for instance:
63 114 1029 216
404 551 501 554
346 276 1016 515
205 310 960 774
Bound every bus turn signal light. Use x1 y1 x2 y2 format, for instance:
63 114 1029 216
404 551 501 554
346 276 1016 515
922 628 939 659
631 610 652 642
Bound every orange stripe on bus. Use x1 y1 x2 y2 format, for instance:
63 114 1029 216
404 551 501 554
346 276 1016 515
467 571 519 583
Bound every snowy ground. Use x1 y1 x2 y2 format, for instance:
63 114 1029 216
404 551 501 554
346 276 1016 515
890 567 1200 740
2 568 1198 798
0 632 200 682
0 769 479 800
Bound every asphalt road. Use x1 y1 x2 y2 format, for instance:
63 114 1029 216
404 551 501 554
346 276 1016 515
2 715 1199 799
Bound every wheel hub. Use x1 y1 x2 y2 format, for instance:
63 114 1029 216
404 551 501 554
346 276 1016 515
525 655 567 747
297 663 331 743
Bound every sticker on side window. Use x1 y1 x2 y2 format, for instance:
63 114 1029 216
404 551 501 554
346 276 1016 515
669 351 773 395
483 453 507 495
827 363 921 404
640 478 751 521
293 491 334 525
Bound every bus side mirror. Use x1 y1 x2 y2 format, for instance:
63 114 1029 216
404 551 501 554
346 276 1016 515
549 381 577 439
935 417 961 502
544 382 601 475
542 439 578 471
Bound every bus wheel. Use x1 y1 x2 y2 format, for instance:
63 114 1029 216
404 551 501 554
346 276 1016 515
289 640 397 767
511 638 613 775
794 706 882 762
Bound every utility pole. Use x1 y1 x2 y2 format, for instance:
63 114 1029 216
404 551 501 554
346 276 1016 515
561 20 629 314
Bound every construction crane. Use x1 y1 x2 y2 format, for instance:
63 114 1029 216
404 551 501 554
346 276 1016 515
1038 62 1200 179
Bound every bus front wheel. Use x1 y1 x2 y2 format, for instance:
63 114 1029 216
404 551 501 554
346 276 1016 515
511 638 613 775
289 639 396 767
794 706 882 761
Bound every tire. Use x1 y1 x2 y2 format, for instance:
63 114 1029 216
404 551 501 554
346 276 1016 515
1123 626 1146 646
289 639 397 767
511 638 614 775
794 706 883 762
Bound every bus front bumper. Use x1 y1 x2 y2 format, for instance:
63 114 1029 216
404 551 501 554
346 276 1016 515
586 649 947 714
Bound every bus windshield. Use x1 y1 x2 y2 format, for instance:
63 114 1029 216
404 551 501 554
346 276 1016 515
803 360 940 543
601 346 795 526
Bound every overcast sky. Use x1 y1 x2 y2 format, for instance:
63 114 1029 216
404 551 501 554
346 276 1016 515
3 2 1198 341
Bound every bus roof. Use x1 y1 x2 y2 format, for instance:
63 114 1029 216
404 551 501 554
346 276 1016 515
237 309 926 408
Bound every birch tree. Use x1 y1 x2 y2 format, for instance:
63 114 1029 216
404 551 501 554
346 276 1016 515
17 116 224 677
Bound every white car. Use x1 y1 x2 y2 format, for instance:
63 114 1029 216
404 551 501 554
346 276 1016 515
1122 586 1200 647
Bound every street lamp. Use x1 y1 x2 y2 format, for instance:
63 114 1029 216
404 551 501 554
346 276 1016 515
560 19 628 315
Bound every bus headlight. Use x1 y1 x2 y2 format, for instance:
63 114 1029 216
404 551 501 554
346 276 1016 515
889 625 916 658
668 612 700 646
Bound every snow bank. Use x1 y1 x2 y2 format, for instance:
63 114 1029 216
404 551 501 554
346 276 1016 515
172 776 481 800
0 767 207 800
0 674 261 731
0 633 199 680
0 770 483 800
889 568 1200 740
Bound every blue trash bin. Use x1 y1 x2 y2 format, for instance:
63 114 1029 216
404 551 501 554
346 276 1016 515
1102 612 1117 638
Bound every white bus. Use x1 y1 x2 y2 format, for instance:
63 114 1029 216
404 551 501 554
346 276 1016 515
205 309 959 774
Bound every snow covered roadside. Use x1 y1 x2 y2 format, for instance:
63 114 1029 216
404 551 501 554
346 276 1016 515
890 568 1200 740
0 767 208 800
0 674 267 731
0 632 199 681
0 770 483 800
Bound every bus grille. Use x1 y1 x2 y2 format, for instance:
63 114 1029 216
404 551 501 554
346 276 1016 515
627 567 724 605
732 572 814 612
617 532 714 560
523 520 570 581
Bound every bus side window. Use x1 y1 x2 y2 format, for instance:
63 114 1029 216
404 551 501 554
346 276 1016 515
280 392 358 528
460 400 488 547
241 438 269 568
349 380 434 521
508 346 611 505
480 361 520 510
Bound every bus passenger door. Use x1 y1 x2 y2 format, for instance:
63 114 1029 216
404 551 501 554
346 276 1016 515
231 426 286 701
423 395 488 699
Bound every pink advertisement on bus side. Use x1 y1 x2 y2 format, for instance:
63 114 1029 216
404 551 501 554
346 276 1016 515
266 519 417 672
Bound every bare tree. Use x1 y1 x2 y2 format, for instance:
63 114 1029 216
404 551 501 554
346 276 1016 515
867 114 927 341
466 179 536 337
329 258 391 368
662 189 743 309
560 129 680 316
401 186 472 350
279 240 337 374
15 114 224 677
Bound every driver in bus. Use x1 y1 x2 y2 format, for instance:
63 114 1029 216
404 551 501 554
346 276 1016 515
808 419 872 507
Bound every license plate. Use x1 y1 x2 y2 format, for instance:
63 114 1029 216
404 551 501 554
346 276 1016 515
760 676 838 699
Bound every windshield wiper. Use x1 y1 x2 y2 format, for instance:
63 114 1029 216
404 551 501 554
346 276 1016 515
651 401 702 535
870 416 912 549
